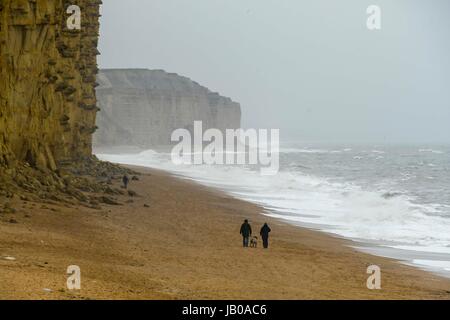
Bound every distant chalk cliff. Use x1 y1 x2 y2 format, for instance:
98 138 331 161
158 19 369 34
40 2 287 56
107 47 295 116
94 69 241 148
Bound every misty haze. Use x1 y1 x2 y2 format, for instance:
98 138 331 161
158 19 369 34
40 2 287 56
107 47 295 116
99 0 450 144
1 0 450 302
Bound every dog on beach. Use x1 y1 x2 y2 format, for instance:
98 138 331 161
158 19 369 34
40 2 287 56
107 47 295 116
250 236 258 248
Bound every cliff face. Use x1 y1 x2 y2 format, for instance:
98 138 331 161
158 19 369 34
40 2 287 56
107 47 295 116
0 0 101 171
94 69 241 148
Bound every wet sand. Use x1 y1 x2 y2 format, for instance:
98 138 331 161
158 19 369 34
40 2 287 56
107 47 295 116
1 166 449 299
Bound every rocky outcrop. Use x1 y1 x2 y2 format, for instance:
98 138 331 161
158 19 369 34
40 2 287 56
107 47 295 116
94 69 241 148
0 0 101 170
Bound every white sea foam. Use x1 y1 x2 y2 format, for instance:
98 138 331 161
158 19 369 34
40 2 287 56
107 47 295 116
412 260 450 272
278 148 354 154
419 149 445 154
278 148 330 154
98 148 450 276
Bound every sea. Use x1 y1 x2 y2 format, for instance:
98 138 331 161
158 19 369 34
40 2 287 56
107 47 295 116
97 142 450 277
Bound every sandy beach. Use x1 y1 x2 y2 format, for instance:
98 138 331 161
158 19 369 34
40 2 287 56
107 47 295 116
1 165 449 300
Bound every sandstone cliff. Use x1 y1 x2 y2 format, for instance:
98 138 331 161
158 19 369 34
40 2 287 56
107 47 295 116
0 0 101 170
94 69 241 148
0 1 128 206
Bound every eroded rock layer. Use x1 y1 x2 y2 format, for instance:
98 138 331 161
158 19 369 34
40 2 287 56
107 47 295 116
0 0 101 170
94 69 242 148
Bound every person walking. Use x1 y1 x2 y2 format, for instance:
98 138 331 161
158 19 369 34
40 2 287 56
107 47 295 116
260 223 271 249
240 219 252 248
122 175 130 189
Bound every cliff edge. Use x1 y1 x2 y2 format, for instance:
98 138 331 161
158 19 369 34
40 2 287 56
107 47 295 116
94 69 242 148
0 0 101 170
0 1 132 206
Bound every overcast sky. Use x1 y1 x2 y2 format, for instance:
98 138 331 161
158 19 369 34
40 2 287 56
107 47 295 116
98 0 450 144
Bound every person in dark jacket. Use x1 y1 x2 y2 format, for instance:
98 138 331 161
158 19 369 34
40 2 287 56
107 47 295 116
260 223 271 249
122 175 129 189
240 219 252 247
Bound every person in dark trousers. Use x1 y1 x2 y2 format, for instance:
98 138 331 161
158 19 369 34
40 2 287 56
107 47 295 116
122 175 129 189
260 223 271 249
240 219 252 247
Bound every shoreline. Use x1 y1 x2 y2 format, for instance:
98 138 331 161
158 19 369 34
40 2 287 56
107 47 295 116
97 149 450 280
1 165 449 299
264 213 450 280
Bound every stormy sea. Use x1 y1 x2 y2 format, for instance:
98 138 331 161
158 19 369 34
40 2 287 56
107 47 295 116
98 143 450 277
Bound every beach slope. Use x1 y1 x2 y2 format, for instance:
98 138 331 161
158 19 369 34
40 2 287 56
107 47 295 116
1 166 449 299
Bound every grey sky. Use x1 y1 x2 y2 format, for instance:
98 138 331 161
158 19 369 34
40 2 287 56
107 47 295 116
98 0 450 144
